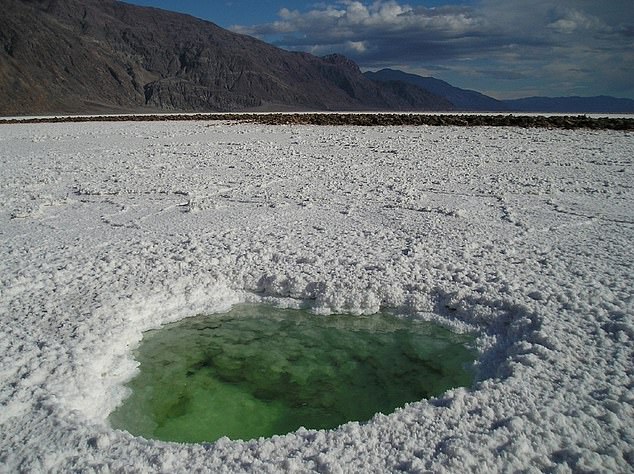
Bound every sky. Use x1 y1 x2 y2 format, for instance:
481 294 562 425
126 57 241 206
125 0 634 100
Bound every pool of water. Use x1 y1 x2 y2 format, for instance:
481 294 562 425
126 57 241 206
109 304 476 443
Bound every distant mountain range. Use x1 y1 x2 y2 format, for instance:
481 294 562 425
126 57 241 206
365 69 634 114
364 69 508 112
501 96 634 114
1 0 632 115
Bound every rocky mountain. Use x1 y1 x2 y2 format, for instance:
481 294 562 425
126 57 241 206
365 68 508 112
0 0 452 115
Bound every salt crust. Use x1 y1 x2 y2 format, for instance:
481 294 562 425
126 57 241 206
0 122 632 472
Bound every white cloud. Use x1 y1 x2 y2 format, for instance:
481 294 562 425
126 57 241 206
347 40 367 53
236 1 485 43
547 9 608 35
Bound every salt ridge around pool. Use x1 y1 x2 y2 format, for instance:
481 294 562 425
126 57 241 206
0 122 632 472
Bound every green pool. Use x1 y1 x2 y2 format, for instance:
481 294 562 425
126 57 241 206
109 304 476 443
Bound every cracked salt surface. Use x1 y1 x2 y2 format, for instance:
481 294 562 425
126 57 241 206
0 121 632 472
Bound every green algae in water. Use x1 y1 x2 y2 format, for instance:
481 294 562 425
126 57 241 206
109 304 476 443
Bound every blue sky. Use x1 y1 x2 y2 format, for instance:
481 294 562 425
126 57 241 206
125 1 634 100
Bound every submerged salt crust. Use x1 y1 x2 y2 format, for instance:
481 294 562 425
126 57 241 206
0 121 632 472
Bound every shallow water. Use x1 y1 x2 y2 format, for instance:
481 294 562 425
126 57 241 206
109 304 476 443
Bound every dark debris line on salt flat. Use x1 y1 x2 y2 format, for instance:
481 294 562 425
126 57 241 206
2 113 634 130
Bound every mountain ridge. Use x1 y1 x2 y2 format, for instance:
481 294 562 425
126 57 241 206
0 0 452 115
2 0 632 115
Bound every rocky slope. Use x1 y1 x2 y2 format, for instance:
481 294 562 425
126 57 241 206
0 0 452 115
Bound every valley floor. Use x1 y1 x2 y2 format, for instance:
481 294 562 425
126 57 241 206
0 122 632 472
